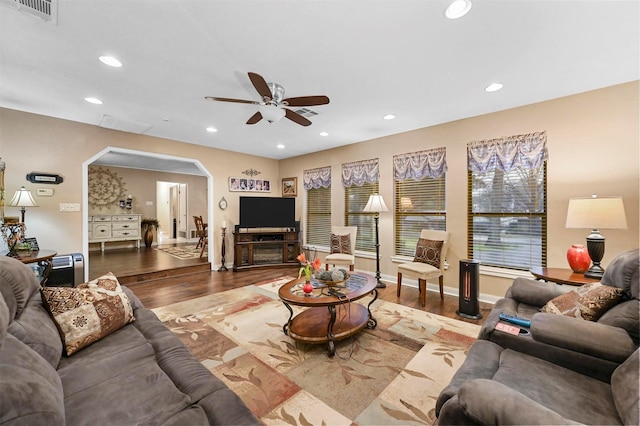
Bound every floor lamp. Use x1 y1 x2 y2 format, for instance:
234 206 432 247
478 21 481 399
363 194 388 288
566 196 627 279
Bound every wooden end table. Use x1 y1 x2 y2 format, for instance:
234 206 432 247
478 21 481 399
278 273 378 357
530 267 600 286
3 249 58 286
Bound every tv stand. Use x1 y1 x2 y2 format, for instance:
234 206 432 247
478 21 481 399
233 228 300 271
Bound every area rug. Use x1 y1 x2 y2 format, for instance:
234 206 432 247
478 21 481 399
155 244 206 259
152 276 480 425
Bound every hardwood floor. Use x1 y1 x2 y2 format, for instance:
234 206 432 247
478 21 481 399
89 245 492 326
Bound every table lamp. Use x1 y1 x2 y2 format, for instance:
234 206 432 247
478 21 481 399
8 186 38 223
565 195 627 279
363 194 389 288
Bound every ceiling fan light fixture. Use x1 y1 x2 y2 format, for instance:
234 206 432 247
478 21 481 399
258 104 285 123
445 0 472 19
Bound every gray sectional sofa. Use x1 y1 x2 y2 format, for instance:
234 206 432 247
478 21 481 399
0 256 259 425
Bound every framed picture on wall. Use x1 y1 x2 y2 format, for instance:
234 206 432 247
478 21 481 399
282 177 297 197
229 177 271 192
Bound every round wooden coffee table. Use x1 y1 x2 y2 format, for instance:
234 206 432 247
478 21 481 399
278 272 378 357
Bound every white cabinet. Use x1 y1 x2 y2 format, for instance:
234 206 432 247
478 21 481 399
89 214 141 251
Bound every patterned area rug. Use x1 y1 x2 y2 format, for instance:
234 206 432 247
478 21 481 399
155 244 206 259
152 276 480 425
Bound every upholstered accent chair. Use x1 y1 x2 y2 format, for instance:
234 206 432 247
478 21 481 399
324 226 357 271
397 229 450 307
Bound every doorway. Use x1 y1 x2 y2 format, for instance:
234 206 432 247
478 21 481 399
157 181 189 244
83 147 214 281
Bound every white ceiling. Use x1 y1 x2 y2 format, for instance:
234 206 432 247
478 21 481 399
1 0 638 162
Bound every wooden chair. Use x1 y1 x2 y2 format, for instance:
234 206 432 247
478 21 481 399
193 215 208 257
325 226 357 271
397 229 450 307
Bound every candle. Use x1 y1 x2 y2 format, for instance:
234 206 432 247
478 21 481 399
222 220 227 229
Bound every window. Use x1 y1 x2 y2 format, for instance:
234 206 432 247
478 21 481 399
467 132 548 269
395 176 446 256
306 186 331 246
303 166 332 247
393 148 447 257
345 182 378 252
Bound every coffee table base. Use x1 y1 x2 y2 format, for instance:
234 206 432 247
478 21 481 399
285 304 375 357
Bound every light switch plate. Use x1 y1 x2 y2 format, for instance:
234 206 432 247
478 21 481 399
59 203 80 212
37 188 54 196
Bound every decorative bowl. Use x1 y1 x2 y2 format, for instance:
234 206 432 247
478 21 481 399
314 273 350 287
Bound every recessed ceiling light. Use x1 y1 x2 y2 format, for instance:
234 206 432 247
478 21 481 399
99 55 122 67
277 144 285 149
320 131 329 137
84 97 103 105
445 0 472 19
206 126 218 133
383 114 396 120
485 82 504 92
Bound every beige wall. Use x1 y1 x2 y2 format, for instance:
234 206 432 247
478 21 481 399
0 110 280 266
1 81 638 298
280 82 640 298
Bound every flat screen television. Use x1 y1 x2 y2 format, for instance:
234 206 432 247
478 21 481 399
239 196 296 229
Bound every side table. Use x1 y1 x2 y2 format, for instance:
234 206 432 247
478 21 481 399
3 249 57 286
530 267 600 286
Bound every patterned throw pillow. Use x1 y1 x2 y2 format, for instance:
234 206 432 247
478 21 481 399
41 272 135 355
413 238 444 268
330 233 352 254
541 282 624 321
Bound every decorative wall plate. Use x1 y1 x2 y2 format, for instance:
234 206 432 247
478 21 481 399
88 167 127 210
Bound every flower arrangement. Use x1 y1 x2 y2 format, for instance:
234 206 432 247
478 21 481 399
297 253 321 282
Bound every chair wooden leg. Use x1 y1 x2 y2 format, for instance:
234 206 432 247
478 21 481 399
349 265 354 271
397 272 402 297
200 242 207 257
439 275 444 300
419 278 426 307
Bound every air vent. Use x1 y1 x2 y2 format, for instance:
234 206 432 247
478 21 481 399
292 107 319 118
98 115 152 134
0 0 58 24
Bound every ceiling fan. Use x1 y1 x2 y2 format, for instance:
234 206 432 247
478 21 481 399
205 72 329 126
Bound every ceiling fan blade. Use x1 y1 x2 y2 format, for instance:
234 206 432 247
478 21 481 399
248 72 272 101
246 111 263 125
284 109 312 126
205 96 259 105
282 95 330 107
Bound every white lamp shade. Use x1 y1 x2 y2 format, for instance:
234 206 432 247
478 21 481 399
363 194 389 213
566 196 627 230
8 186 38 208
258 104 285 122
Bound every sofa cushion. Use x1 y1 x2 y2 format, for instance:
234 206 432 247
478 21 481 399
330 233 352 254
413 238 443 268
611 349 639 425
598 300 640 344
41 272 134 355
601 248 639 300
541 282 623 321
0 256 40 320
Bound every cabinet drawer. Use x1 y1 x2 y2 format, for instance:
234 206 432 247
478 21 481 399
113 223 137 231
112 215 139 222
237 234 253 242
93 215 111 222
92 224 111 238
112 230 139 238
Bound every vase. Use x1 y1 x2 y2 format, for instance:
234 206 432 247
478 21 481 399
302 281 313 295
144 227 154 248
567 244 590 273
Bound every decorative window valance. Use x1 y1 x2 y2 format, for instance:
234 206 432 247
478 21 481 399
393 147 447 181
303 166 331 190
467 131 548 173
341 158 379 187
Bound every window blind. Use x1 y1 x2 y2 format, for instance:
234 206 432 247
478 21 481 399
345 182 378 252
306 186 331 246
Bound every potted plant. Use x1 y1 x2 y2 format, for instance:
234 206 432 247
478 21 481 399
141 218 160 248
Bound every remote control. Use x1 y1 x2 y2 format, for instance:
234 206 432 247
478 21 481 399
498 313 531 328
329 288 346 298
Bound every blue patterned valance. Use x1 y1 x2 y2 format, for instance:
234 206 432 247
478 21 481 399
341 158 379 187
467 131 548 173
303 166 331 190
393 147 447 181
